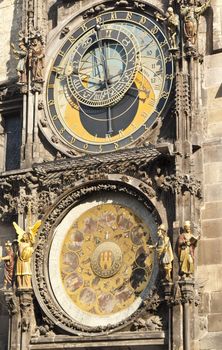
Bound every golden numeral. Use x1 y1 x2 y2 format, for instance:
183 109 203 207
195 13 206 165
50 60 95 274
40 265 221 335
126 12 133 20
114 142 119 150
52 66 64 74
81 23 87 31
106 29 112 38
60 127 65 134
99 145 103 153
52 115 58 121
58 51 65 57
161 92 168 99
165 56 172 63
139 16 146 25
119 129 124 137
143 124 149 131
70 137 76 144
130 135 134 142
111 12 117 20
96 16 102 24
48 100 54 106
166 74 174 80
150 26 158 35
83 144 88 150
160 39 167 48
68 36 76 45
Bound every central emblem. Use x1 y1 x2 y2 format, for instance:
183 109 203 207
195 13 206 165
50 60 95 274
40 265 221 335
91 242 122 278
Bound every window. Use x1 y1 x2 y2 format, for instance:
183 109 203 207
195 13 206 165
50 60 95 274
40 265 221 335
4 112 22 171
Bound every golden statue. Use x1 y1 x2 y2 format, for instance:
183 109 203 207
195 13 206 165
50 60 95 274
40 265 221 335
0 241 15 289
178 221 200 277
149 224 174 281
13 220 42 289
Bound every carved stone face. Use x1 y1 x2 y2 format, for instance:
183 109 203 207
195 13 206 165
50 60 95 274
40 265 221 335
32 38 38 46
167 7 174 14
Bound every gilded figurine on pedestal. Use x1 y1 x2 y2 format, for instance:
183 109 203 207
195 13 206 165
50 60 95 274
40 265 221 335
149 224 174 281
178 220 200 278
180 0 211 47
13 220 42 289
155 7 179 49
0 241 15 289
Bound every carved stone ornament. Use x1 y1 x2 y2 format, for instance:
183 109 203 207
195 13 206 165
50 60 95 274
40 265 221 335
32 179 162 335
156 173 202 198
179 279 195 304
11 31 28 88
3 291 19 316
0 147 161 220
155 7 179 50
83 0 146 18
132 314 163 331
11 29 45 93
18 290 34 332
179 0 211 49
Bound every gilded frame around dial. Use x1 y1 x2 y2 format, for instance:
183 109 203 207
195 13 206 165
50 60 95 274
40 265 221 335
46 10 174 154
33 181 161 335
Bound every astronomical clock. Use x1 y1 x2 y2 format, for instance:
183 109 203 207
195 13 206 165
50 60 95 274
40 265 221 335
30 4 175 343
2 1 190 350
44 10 173 154
35 0 175 341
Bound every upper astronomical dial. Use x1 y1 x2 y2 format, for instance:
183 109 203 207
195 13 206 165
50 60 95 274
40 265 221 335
66 24 140 107
46 11 173 154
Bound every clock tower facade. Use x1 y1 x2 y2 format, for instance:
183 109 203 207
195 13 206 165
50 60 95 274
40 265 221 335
0 1 221 350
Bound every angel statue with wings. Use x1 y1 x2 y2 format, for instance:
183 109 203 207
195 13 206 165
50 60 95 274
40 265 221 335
13 220 42 289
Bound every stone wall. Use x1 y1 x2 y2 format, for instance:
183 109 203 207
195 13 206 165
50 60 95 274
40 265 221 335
197 2 222 346
0 0 23 82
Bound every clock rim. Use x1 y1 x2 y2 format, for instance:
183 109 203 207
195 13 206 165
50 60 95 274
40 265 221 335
41 8 174 156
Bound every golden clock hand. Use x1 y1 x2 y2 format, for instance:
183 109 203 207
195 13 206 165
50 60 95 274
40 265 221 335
130 85 150 97
95 25 110 86
95 24 113 134
79 73 103 83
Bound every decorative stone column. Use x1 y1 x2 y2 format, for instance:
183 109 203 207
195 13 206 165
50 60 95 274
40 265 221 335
3 290 20 350
18 288 34 350
179 278 195 350
163 281 174 350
